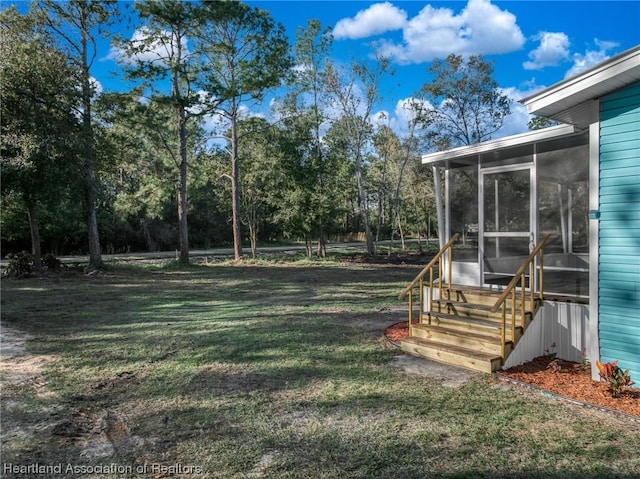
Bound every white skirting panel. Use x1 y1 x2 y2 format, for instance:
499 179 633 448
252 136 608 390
451 261 481 287
502 301 589 369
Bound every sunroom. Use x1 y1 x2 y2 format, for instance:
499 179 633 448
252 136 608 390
424 123 589 299
399 123 591 373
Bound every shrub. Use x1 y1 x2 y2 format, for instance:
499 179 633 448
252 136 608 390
596 360 635 398
5 251 34 278
43 253 62 270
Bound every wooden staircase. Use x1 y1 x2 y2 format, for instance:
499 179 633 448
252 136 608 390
398 233 551 374
400 287 538 373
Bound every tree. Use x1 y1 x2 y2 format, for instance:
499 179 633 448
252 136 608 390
417 54 510 148
0 7 81 270
195 1 292 260
235 118 282 257
405 161 437 248
324 55 391 255
275 98 329 257
37 0 121 267
281 19 334 257
117 0 200 264
96 91 208 253
528 116 558 130
372 121 419 251
371 124 397 242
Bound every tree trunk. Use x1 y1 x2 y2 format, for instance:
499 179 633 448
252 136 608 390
354 152 374 255
85 164 102 266
177 109 189 265
375 180 384 243
305 237 312 259
391 156 408 254
317 225 326 258
398 216 406 250
249 223 258 259
80 14 102 268
231 114 243 260
171 23 190 266
26 202 42 272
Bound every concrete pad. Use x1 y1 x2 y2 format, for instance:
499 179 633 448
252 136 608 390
389 354 480 388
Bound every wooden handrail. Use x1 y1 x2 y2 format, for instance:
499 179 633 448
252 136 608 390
490 233 551 313
398 233 459 300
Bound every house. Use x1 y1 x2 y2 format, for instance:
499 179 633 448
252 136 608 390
400 45 639 380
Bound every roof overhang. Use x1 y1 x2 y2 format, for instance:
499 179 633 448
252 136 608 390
421 124 578 166
522 45 640 128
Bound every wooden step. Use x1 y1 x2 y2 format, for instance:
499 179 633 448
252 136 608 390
443 287 543 311
444 288 501 307
424 312 523 341
400 337 503 373
432 299 533 322
402 285 540 374
411 324 513 356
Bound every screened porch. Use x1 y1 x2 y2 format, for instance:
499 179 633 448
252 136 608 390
424 124 590 299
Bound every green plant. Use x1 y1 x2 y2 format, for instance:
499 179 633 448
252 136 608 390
43 253 62 270
580 348 589 372
5 251 34 278
596 360 635 398
544 341 557 359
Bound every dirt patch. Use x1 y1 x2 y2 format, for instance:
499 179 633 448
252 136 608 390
1 324 32 357
51 409 149 459
385 321 640 419
1 324 60 397
1 325 149 465
389 354 480 388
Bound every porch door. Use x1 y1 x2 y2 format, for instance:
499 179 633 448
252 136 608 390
480 165 534 287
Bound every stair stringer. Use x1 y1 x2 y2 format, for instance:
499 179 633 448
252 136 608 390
499 301 542 368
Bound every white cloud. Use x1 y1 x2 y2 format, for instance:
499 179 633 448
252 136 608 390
333 2 407 40
372 110 391 127
494 86 535 138
373 97 435 138
370 0 525 64
564 39 619 78
523 32 570 70
395 98 422 126
108 27 190 66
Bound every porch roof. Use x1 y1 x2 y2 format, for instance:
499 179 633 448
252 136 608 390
420 123 578 166
522 45 640 128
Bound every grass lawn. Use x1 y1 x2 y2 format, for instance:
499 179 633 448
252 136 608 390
1 256 639 478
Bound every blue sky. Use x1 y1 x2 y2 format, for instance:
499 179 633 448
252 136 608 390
247 0 640 137
8 0 640 139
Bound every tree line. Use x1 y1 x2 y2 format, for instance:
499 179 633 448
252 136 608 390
1 0 511 268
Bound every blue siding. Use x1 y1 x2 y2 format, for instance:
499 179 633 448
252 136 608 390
599 81 640 380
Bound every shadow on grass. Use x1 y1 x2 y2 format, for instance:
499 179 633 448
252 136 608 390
3 263 639 478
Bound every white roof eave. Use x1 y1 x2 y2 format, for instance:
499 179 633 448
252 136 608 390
421 124 578 165
522 45 640 118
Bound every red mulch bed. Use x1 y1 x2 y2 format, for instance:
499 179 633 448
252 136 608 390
385 320 411 343
384 321 640 419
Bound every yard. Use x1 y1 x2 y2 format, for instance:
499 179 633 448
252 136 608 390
2 256 639 478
